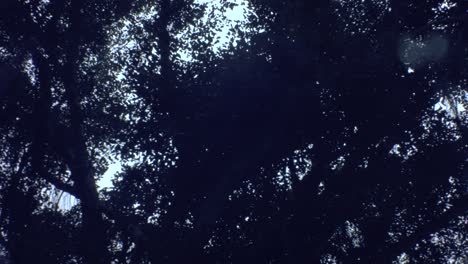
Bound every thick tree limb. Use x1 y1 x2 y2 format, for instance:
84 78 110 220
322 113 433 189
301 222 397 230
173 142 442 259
41 173 79 198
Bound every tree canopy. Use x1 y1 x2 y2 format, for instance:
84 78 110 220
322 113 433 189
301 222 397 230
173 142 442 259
0 0 467 263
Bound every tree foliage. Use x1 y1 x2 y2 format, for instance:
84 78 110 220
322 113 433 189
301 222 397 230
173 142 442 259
0 0 467 263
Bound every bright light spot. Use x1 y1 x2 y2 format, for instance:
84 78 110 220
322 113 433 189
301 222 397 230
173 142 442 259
192 0 250 52
98 162 122 189
439 0 457 10
434 97 445 111
457 103 465 112
397 252 410 264
318 181 325 195
407 67 414 74
390 144 401 155
224 1 246 21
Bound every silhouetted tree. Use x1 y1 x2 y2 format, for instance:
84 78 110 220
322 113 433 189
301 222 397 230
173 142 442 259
0 0 466 263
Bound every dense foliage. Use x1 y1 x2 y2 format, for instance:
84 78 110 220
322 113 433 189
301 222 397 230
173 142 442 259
0 0 467 263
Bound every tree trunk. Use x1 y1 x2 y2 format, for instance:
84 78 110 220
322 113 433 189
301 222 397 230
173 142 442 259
61 1 110 262
63 53 110 264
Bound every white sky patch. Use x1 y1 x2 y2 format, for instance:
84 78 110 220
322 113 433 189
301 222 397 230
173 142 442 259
438 0 457 10
434 97 446 111
397 252 410 264
197 0 246 20
197 0 247 22
43 183 79 212
57 192 78 210
434 92 467 119
97 151 147 191
98 162 122 189
214 6 246 50
177 0 250 61
390 144 401 155
318 181 325 195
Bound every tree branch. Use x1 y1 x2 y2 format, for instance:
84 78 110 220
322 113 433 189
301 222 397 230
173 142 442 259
41 173 79 198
